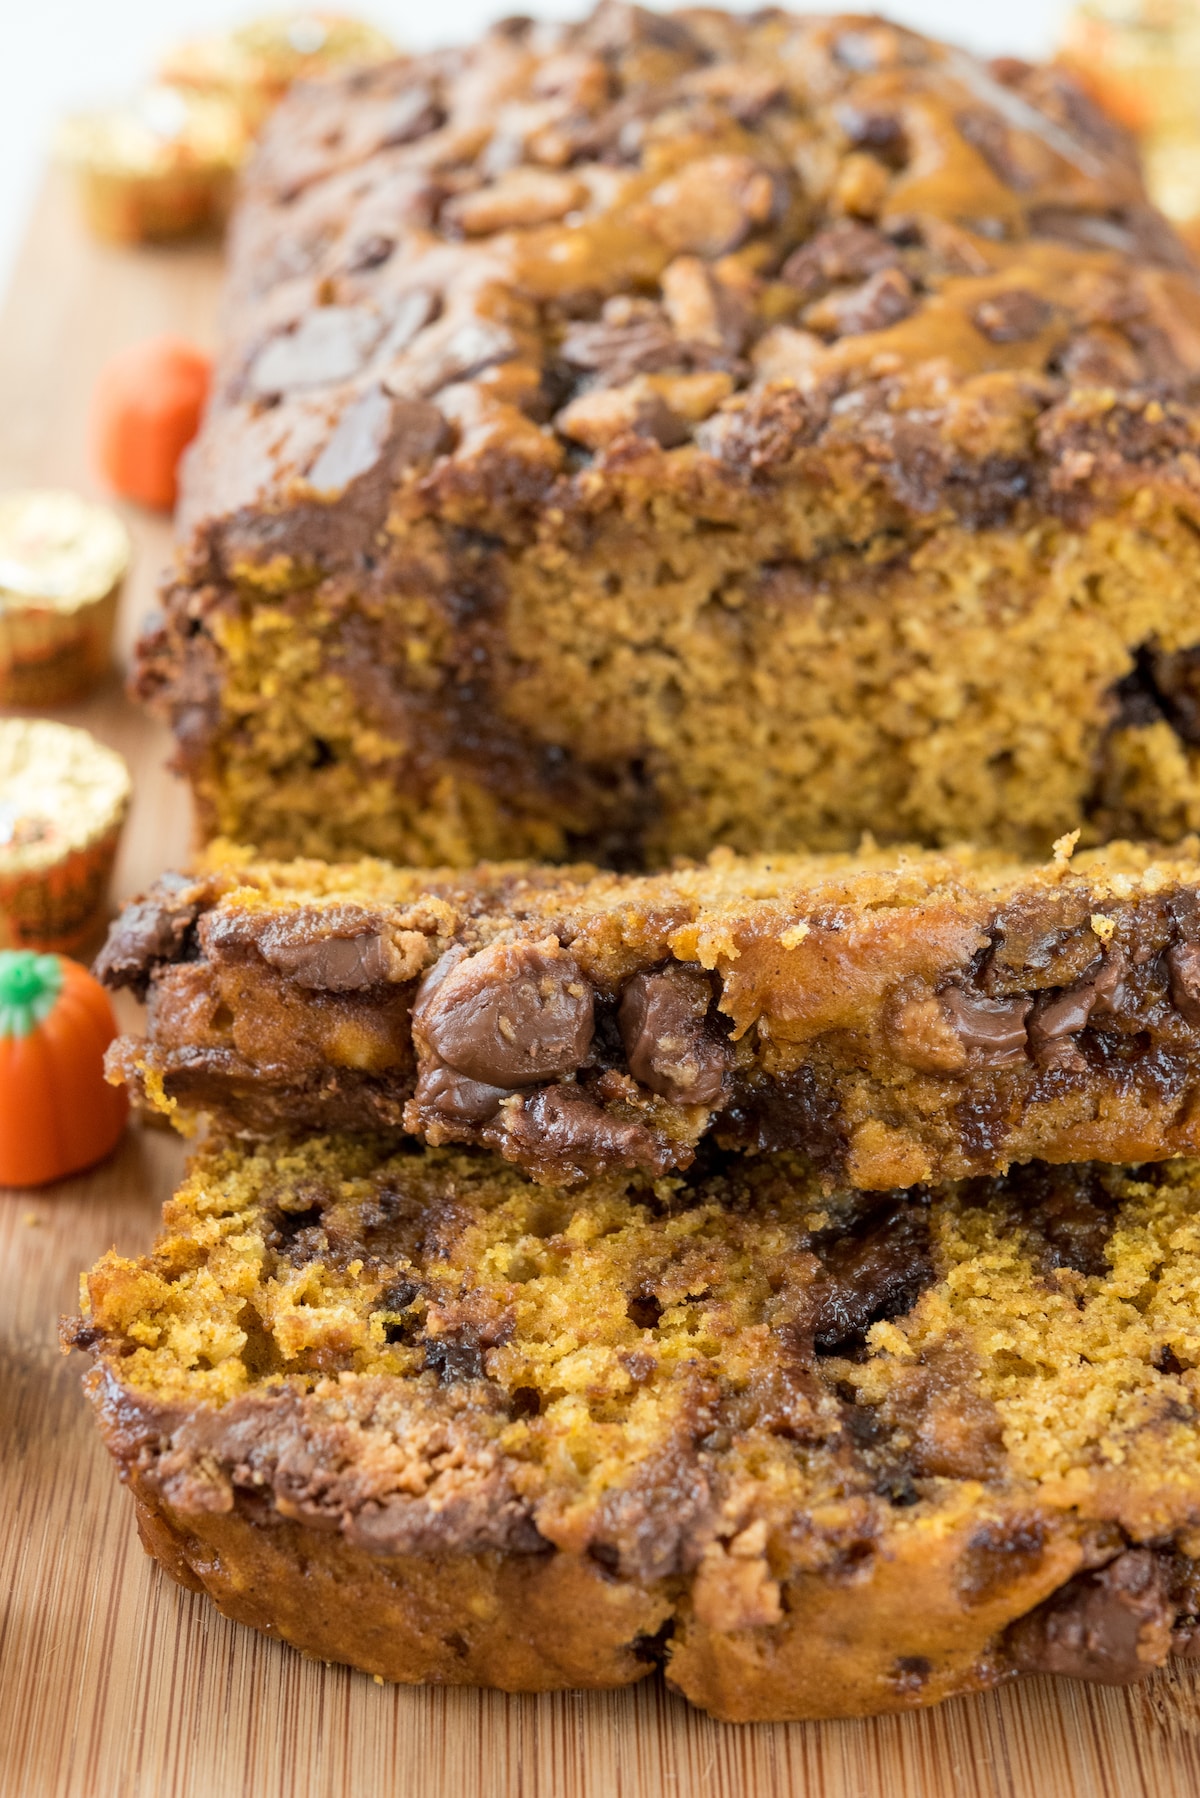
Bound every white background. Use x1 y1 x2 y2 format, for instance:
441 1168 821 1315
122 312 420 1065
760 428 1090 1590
0 0 1070 294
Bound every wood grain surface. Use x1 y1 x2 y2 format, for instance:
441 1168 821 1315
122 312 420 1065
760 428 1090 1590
5 171 1200 1798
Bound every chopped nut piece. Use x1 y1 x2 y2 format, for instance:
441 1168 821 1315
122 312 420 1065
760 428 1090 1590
444 169 588 236
556 371 730 448
640 155 782 258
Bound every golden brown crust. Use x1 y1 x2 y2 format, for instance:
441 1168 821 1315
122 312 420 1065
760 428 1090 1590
97 839 1200 1188
69 1134 1200 1720
126 1490 667 1693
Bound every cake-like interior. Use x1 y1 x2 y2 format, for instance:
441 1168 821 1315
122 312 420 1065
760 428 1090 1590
141 3 1200 869
99 838 1200 1189
72 1134 1200 1719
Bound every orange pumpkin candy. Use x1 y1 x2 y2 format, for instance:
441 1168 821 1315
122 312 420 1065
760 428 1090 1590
91 335 212 512
0 950 128 1187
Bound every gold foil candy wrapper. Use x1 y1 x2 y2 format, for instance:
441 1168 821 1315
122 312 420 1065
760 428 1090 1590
0 490 130 706
0 720 131 956
56 86 246 244
159 13 398 134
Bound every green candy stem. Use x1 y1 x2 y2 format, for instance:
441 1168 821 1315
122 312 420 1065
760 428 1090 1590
0 949 64 1039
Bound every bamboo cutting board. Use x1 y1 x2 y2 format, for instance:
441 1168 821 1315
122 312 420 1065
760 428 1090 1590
4 171 1200 1798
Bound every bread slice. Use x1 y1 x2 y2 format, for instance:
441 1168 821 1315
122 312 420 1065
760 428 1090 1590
100 837 1200 1189
68 1134 1200 1720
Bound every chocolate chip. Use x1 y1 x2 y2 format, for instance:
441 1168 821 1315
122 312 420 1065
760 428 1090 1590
877 1473 920 1507
266 1198 324 1256
627 1290 663 1330
1149 644 1200 745
378 1278 420 1313
891 1656 932 1692
618 965 730 1106
249 306 384 396
1027 947 1128 1072
560 308 686 388
94 872 205 997
835 104 909 167
378 86 443 148
413 1061 510 1123
1168 942 1200 1027
61 1321 102 1352
1056 325 1143 387
941 989 1030 1066
810 266 915 338
422 1336 485 1383
412 938 594 1088
615 389 693 449
1111 642 1200 747
262 931 397 991
810 1204 934 1356
781 221 899 300
909 1373 1005 1479
971 1161 1122 1279
1109 654 1166 732
1005 1549 1173 1684
1037 1183 1115 1278
630 1620 674 1667
487 1085 675 1182
972 288 1054 343
385 1287 426 1344
345 232 395 272
958 1519 1048 1606
1088 946 1129 1017
1027 988 1095 1072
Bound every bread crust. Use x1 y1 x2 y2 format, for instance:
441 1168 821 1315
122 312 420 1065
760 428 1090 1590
115 1470 1081 1719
